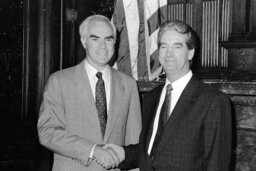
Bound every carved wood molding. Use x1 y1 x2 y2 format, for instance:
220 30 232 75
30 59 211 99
138 80 256 96
230 96 256 106
205 80 256 96
219 41 256 49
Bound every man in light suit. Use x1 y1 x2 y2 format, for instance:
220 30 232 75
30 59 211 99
37 15 142 171
105 21 232 171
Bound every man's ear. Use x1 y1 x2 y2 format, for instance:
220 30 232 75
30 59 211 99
80 37 86 49
188 48 195 60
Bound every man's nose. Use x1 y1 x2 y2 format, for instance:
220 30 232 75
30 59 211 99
166 48 174 56
100 40 107 49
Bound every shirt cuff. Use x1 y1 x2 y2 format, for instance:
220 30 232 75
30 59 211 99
89 144 97 158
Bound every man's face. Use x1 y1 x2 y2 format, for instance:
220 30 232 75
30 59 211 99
82 20 115 71
158 30 194 80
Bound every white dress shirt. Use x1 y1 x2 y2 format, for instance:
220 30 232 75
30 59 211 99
84 60 112 158
84 59 111 114
147 70 193 155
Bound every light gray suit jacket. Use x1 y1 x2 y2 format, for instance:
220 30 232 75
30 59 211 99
37 60 142 171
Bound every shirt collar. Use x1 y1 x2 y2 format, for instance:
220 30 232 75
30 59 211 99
165 70 192 90
84 59 110 80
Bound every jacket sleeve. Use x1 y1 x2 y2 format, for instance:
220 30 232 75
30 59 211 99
118 144 139 170
122 80 142 171
37 74 94 166
204 92 232 171
124 80 142 145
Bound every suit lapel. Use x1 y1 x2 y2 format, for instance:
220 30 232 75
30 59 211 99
73 60 101 133
152 77 200 157
104 68 124 143
144 84 164 154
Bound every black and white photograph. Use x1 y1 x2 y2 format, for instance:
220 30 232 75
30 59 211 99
0 0 256 170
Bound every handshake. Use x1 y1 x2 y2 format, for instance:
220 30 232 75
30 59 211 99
93 144 125 169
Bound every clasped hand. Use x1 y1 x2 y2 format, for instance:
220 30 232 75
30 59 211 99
93 144 125 169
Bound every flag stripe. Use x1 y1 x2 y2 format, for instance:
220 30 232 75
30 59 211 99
137 0 148 80
147 5 168 35
145 0 167 20
123 0 139 80
112 0 132 76
145 0 168 80
148 29 159 55
149 49 160 72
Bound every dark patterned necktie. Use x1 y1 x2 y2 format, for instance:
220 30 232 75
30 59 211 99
95 72 107 138
151 84 173 155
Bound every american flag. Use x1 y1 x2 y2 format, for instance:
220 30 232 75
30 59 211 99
112 0 168 81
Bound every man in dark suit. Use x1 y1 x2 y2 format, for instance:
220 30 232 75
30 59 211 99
37 15 142 171
104 20 232 171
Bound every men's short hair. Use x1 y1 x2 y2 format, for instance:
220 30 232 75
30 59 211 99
157 21 197 50
79 15 116 43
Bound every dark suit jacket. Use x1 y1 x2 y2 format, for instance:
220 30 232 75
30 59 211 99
119 76 232 171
